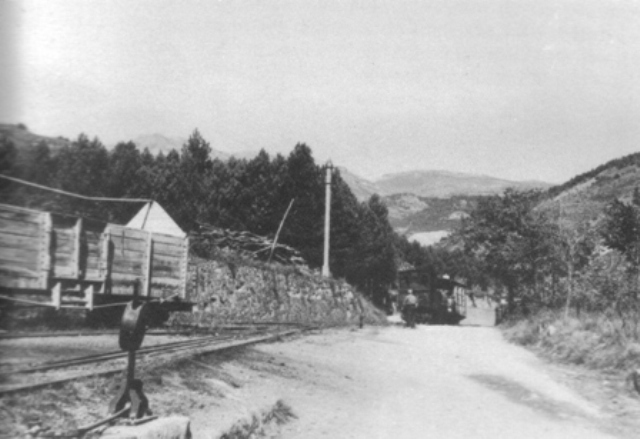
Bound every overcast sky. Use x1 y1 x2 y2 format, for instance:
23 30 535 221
2 0 640 183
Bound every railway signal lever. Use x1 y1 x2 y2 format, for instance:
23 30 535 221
108 300 152 419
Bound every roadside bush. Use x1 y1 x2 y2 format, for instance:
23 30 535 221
503 308 640 372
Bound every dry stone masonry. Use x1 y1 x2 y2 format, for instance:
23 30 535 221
174 256 382 327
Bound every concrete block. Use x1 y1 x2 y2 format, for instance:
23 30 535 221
101 416 191 439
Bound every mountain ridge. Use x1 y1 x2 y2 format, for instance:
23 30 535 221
341 168 553 201
537 150 640 226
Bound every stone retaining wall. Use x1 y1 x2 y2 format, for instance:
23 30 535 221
172 257 385 327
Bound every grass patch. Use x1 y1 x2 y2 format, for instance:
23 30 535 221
218 400 296 439
502 309 640 372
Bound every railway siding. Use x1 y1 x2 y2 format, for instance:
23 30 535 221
0 327 303 395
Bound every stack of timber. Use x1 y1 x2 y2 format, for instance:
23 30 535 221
193 224 306 266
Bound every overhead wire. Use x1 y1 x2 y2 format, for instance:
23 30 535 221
0 174 151 203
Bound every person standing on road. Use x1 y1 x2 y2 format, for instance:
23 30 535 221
403 289 418 328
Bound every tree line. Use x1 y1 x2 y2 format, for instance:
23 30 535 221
449 186 640 322
1 129 438 306
9 127 572 311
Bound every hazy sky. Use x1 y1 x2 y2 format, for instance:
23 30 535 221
3 0 640 183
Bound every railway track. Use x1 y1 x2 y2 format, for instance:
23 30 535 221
0 324 311 395
0 322 293 339
0 329 175 339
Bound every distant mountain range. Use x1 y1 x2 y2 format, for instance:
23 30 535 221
339 168 552 201
337 167 553 246
336 167 381 201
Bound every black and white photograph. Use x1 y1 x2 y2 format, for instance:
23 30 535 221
1 0 640 437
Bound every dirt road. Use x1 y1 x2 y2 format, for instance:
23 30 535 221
254 325 616 439
187 310 639 438
181 305 639 438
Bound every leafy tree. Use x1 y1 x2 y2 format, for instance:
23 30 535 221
157 130 213 231
106 141 143 222
202 157 238 229
0 137 16 173
15 141 51 184
453 189 549 310
550 218 596 316
53 135 109 195
50 134 110 217
277 144 324 267
153 148 187 228
326 170 361 281
633 187 640 207
349 195 397 305
602 199 640 267
601 198 640 299
0 137 18 204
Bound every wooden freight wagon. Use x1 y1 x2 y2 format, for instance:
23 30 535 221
0 202 192 313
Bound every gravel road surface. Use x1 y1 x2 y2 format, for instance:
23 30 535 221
238 323 626 439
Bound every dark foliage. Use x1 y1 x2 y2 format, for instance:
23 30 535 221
0 130 401 303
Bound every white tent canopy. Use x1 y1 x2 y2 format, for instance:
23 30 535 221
126 201 186 238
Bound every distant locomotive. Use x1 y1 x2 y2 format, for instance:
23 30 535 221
0 202 192 320
397 264 467 325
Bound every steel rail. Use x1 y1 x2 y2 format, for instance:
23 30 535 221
1 333 244 375
0 323 284 339
0 328 303 395
0 329 177 339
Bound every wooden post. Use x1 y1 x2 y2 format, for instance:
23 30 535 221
73 217 83 278
180 237 189 300
144 232 153 297
52 282 61 310
100 231 112 294
84 284 95 310
39 212 52 290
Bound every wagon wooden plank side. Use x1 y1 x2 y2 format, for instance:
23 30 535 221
0 204 49 290
0 203 192 314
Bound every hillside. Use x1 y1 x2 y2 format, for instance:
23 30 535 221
337 168 550 245
336 167 380 201
539 151 640 224
384 194 477 232
375 170 551 198
341 169 551 202
0 123 71 152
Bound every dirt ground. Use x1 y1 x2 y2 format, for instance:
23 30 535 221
182 306 640 438
3 304 640 438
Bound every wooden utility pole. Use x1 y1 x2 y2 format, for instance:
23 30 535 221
322 161 333 277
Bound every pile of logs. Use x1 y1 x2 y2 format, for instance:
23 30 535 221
193 224 307 266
